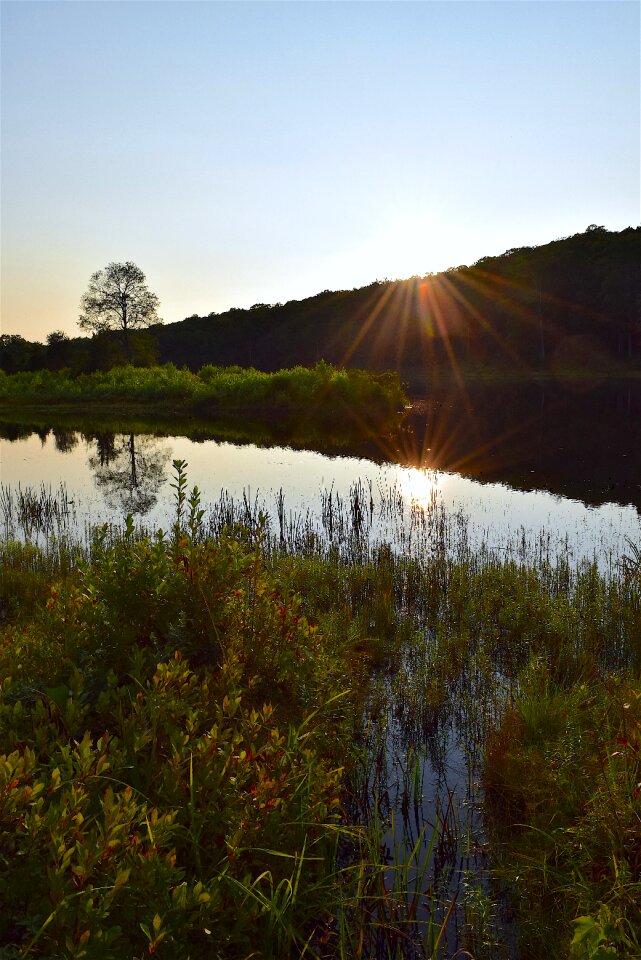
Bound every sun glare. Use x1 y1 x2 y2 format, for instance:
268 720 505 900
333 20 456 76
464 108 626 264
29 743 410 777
398 466 447 512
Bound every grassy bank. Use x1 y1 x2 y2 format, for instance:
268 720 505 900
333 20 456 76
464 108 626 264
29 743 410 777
1 470 640 958
0 362 407 430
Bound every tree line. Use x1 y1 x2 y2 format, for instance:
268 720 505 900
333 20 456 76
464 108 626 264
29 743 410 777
2 225 639 386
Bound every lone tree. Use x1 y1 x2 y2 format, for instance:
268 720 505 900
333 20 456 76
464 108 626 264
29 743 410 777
78 262 161 362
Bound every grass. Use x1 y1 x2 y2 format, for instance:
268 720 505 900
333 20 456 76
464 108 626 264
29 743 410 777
266 518 641 957
0 464 640 957
484 666 641 959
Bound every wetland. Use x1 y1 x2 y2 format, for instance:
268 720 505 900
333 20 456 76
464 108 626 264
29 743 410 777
0 372 640 960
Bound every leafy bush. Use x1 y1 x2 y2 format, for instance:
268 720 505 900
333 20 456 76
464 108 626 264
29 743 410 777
0 363 407 428
0 472 356 958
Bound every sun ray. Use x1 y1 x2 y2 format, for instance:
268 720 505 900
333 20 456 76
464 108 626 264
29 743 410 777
338 282 399 368
436 271 524 366
419 276 471 397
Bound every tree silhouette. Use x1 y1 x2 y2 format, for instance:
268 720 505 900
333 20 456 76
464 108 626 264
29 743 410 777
46 330 71 370
79 262 161 362
3 227 636 378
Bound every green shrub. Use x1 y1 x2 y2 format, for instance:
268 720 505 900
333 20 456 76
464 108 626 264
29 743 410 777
0 363 408 429
0 477 356 957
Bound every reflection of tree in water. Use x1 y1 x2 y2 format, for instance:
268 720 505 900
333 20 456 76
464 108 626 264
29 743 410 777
85 431 118 467
53 429 79 453
88 433 171 516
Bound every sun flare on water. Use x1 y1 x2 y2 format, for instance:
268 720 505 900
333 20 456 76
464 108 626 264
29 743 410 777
398 466 448 513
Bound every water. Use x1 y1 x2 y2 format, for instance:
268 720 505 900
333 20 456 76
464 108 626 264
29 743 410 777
1 427 638 572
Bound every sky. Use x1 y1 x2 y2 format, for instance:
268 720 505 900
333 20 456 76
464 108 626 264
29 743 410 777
1 1 639 343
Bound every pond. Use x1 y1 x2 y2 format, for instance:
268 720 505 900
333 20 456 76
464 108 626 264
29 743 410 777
3 379 638 551
1 423 639 572
1 387 639 957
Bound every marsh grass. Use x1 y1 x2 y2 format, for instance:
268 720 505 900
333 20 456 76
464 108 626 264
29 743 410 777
261 494 640 957
1 482 75 541
484 666 641 959
0 461 639 957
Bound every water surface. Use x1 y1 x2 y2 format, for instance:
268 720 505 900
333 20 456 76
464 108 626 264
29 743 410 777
1 423 638 571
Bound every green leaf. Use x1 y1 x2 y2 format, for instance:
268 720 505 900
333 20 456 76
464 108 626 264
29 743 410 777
45 685 69 712
569 915 618 960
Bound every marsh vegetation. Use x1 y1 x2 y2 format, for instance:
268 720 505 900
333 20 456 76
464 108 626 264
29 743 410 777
1 460 639 959
0 362 407 439
0 243 638 956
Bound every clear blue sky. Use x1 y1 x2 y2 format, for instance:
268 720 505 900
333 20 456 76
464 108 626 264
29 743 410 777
1 1 639 342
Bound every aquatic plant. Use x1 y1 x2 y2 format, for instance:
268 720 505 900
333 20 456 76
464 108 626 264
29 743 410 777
0 482 74 541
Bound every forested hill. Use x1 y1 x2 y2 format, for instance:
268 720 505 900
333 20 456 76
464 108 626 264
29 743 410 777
3 225 640 386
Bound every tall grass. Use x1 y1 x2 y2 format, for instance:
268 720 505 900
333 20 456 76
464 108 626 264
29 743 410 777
0 482 74 541
201 480 641 957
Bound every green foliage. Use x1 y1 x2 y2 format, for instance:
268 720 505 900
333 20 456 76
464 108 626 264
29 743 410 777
568 907 629 960
0 361 407 434
484 665 641 959
0 657 347 958
275 539 641 958
0 470 359 958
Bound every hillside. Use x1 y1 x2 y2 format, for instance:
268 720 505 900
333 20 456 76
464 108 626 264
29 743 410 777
2 225 639 388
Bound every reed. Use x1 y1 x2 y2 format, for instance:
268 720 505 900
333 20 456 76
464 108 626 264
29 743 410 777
1 481 74 540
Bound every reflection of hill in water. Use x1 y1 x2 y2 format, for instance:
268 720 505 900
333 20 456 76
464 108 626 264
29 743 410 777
1 380 639 511
398 381 641 511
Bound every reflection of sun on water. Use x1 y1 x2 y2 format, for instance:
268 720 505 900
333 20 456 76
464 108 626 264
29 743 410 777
398 467 448 512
